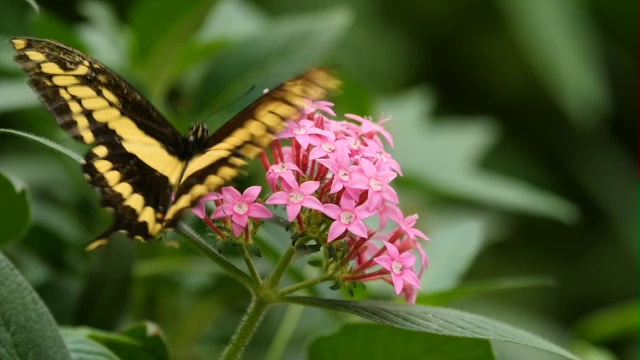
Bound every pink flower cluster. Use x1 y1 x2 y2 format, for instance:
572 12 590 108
193 101 429 302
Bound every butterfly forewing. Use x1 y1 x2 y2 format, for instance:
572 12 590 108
164 68 341 227
11 37 184 247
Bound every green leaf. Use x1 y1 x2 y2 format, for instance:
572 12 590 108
61 322 169 360
74 238 135 329
191 6 352 121
0 251 71 359
22 0 39 13
420 220 485 293
196 0 267 41
309 323 495 360
129 0 218 102
379 87 580 224
287 297 579 360
497 0 610 128
574 299 638 343
419 277 554 306
119 321 169 360
0 172 30 245
0 128 84 163
75 0 130 73
61 328 120 360
0 79 40 113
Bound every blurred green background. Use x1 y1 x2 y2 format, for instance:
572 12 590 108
0 0 636 359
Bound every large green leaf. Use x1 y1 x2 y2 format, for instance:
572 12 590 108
61 328 120 360
0 79 39 113
129 0 218 102
0 172 30 245
61 321 169 360
0 252 71 359
419 277 554 306
497 0 610 128
379 87 579 224
419 220 485 293
287 297 578 360
191 6 352 122
574 299 638 343
75 0 130 73
309 323 495 360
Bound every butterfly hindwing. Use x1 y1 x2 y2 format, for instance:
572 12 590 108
12 37 341 247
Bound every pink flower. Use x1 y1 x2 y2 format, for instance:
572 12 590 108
391 212 430 242
345 114 394 147
211 186 273 236
360 139 402 175
374 242 422 295
317 148 360 196
308 133 343 160
192 192 222 219
304 100 337 117
266 180 323 221
322 195 375 242
277 119 332 149
266 162 302 188
350 158 399 210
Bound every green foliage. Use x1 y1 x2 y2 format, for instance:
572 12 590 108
0 0 635 359
289 297 578 360
309 323 495 360
0 172 30 245
0 252 71 359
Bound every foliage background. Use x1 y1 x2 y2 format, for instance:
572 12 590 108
0 0 636 359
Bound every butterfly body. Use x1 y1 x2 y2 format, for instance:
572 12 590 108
11 37 340 249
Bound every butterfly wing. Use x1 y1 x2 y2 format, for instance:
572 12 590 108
164 68 341 226
11 37 186 247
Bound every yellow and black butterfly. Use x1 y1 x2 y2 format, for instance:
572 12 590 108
10 37 340 249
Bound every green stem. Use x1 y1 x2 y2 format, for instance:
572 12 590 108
242 244 262 284
220 295 271 360
264 304 304 360
266 244 296 288
177 223 255 290
279 273 334 296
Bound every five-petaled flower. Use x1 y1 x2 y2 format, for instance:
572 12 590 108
266 180 324 221
322 195 375 241
374 242 422 295
209 186 273 236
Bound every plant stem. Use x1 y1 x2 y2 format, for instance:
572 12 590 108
242 244 262 284
177 223 255 290
278 273 333 296
266 244 296 288
220 295 271 360
264 304 304 360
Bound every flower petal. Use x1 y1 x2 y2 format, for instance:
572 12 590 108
247 203 273 219
391 273 404 295
301 195 324 212
242 186 262 202
266 191 289 205
286 203 302 222
327 221 346 242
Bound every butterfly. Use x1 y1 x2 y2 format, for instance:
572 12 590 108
10 37 340 249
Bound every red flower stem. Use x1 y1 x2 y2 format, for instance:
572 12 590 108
260 152 271 171
343 269 388 282
296 213 305 231
204 216 227 238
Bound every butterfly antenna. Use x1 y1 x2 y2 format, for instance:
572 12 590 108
203 84 257 124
